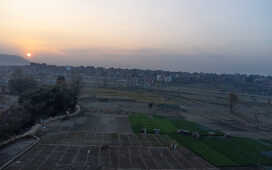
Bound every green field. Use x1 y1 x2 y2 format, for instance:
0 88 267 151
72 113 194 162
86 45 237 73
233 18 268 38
128 114 177 134
128 114 272 166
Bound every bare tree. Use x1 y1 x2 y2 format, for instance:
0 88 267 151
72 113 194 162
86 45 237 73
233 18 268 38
268 98 271 105
70 71 82 98
229 93 238 113
254 112 261 129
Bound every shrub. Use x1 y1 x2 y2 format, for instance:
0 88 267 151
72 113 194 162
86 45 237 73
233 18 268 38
19 86 77 119
0 104 32 140
0 82 79 142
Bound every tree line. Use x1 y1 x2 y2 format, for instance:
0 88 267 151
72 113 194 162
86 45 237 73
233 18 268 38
0 69 82 141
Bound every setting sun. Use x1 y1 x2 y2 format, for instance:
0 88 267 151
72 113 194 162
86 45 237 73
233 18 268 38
26 52 32 58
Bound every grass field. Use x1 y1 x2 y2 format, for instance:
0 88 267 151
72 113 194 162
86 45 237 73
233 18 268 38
128 114 177 134
128 114 272 166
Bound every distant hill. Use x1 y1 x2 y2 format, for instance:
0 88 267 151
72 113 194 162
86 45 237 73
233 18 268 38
0 54 29 65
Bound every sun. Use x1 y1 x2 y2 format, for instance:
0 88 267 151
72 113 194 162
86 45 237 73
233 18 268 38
26 52 32 58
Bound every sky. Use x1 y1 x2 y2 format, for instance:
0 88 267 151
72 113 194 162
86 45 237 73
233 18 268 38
0 0 271 74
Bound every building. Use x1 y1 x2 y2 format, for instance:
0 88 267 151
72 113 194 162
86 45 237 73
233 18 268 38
0 85 8 94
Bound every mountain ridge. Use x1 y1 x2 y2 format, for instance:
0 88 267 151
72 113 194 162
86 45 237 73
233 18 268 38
0 54 29 65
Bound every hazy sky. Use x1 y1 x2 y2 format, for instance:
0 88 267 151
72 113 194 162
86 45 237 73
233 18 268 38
0 0 271 74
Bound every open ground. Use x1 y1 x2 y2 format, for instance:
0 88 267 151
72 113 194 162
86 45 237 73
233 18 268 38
5 109 215 170
81 87 272 139
2 86 272 169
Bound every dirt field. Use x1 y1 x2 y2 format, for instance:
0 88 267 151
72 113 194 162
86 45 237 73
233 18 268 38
5 107 215 170
43 114 133 134
6 144 215 170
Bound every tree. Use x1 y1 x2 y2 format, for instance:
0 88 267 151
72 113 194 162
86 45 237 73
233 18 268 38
1 76 80 141
148 103 153 109
19 85 77 119
229 93 239 113
8 69 38 95
254 112 261 129
0 104 32 139
70 71 82 99
56 76 66 87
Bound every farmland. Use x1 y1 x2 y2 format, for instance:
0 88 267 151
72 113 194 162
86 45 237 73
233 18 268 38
129 114 272 166
2 86 272 169
4 108 214 170
81 86 272 139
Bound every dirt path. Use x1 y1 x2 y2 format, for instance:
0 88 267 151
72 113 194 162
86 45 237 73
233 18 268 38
87 114 133 134
42 112 133 135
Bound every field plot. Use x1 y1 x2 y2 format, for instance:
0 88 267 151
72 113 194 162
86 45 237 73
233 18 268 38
40 132 171 147
5 109 215 170
6 135 215 170
5 145 98 170
6 85 272 169
43 114 133 134
129 114 272 166
82 87 272 140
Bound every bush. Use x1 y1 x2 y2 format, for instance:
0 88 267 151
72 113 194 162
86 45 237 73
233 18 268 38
19 86 77 119
0 104 32 140
0 81 79 142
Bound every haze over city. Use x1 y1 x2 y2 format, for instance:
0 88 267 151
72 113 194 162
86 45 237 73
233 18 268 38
0 0 271 74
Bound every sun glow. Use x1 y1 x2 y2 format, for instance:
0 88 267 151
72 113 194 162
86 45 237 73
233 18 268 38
26 52 32 58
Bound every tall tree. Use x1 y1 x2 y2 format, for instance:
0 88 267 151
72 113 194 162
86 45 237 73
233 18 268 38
70 71 82 99
229 93 239 113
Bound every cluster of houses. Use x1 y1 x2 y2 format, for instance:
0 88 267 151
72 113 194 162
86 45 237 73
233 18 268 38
0 86 8 94
1 62 272 95
0 63 176 88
